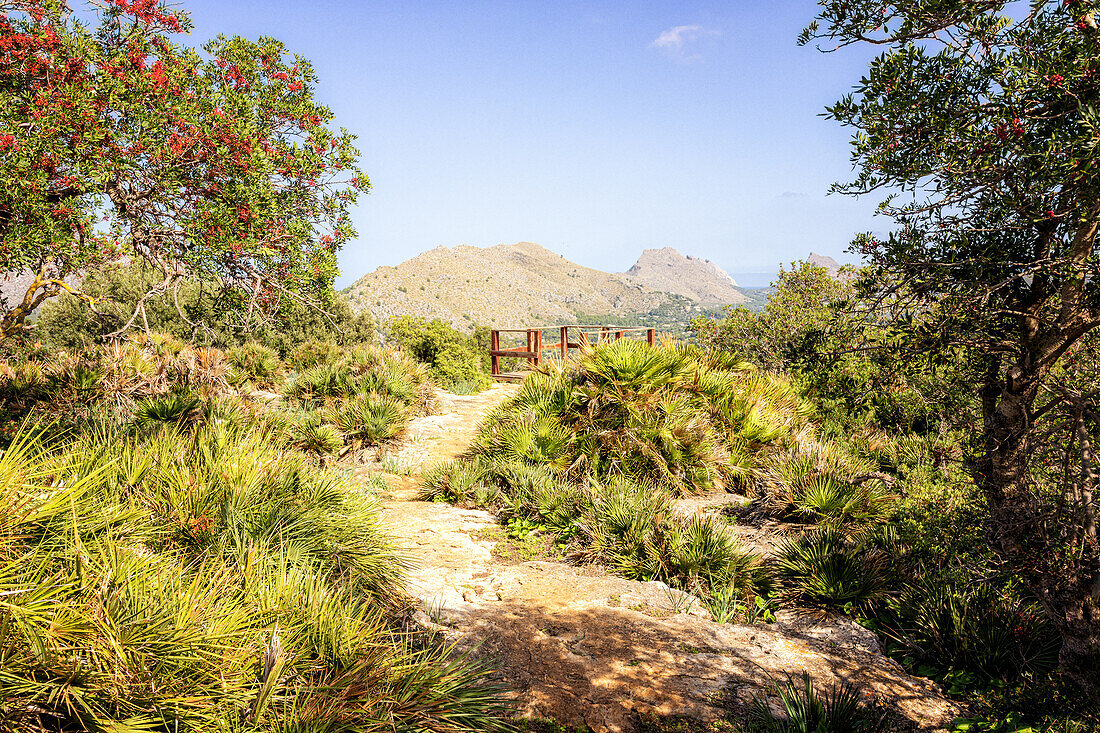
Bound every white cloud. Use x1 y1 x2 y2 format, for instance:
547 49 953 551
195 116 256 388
650 25 719 61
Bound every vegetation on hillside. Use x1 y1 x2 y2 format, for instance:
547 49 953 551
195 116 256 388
36 264 375 355
0 335 512 731
692 264 1094 730
2 0 1098 730
422 338 895 615
804 0 1100 692
344 241 711 332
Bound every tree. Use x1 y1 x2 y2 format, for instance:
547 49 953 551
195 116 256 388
0 0 367 339
690 262 973 432
690 262 854 374
804 1 1100 686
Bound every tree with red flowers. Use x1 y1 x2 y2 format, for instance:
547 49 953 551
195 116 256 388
0 0 368 339
804 0 1100 687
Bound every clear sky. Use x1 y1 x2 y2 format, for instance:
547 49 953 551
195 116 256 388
180 1 886 287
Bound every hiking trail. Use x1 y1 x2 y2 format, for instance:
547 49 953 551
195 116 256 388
364 384 957 733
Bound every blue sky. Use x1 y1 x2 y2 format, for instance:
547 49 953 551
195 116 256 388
182 1 886 287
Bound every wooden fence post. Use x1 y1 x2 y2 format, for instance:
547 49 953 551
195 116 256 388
535 330 543 367
491 330 500 375
646 328 655 346
560 326 568 361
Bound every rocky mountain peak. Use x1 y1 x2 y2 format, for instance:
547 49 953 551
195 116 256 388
623 247 741 306
806 252 843 276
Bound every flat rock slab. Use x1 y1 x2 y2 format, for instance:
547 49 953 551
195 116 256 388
384 498 957 733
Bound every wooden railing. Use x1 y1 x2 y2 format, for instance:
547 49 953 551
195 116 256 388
489 325 656 380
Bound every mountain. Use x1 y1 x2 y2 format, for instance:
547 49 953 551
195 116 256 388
806 252 843 277
622 247 746 306
344 242 755 331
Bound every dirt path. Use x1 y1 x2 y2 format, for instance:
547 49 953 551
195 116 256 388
368 385 958 733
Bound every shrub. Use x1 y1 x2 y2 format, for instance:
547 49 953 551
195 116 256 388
290 412 344 460
775 528 888 611
752 442 894 531
290 361 355 404
227 341 281 387
329 394 411 447
893 571 1060 682
0 423 511 731
132 391 203 429
421 459 496 506
37 264 375 356
289 338 344 371
750 671 889 733
385 316 491 392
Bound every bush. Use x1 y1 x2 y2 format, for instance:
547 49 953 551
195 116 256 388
289 411 345 460
892 570 1060 683
329 393 411 447
752 442 894 531
419 339 898 601
469 339 822 496
775 528 888 611
689 261 973 434
0 423 511 731
36 264 375 355
750 671 889 733
288 338 345 371
385 316 491 392
290 361 356 404
227 341 281 387
132 391 203 429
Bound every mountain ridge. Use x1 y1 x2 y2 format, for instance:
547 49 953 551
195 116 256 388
344 242 756 331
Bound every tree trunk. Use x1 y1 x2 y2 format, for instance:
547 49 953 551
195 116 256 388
979 359 1100 692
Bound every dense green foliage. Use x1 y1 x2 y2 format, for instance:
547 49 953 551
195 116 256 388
384 316 491 392
691 264 1095 728
749 672 889 733
0 348 511 731
37 264 374 355
804 0 1100 694
690 263 973 433
421 339 897 616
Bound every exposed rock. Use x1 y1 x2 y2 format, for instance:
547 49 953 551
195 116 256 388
382 494 957 732
623 247 747 306
806 252 843 277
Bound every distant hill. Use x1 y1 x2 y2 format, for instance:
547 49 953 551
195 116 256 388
622 247 747 306
344 242 761 332
806 252 843 277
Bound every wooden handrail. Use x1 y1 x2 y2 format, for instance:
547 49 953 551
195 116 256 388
489 324 657 378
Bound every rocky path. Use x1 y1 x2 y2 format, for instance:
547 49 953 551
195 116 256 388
369 385 958 732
